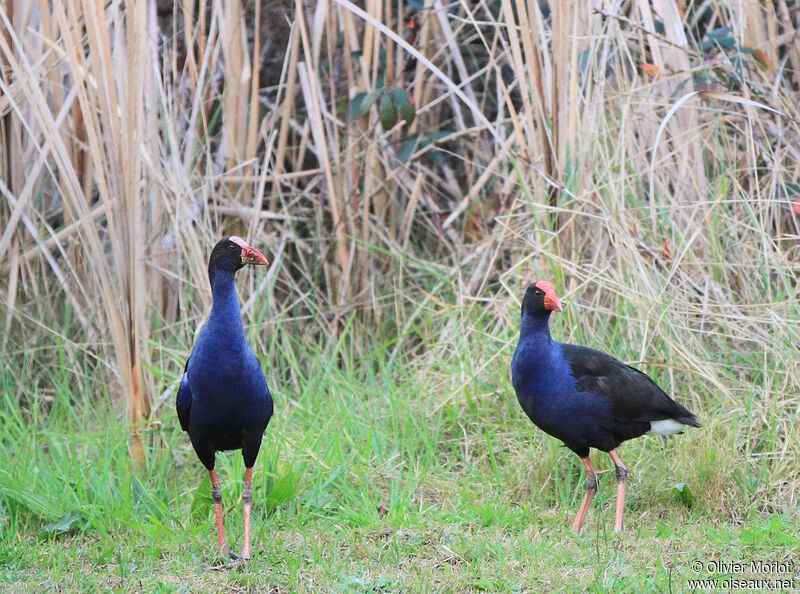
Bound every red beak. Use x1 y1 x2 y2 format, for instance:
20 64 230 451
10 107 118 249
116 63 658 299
230 236 269 266
535 280 563 312
544 291 563 312
242 245 269 266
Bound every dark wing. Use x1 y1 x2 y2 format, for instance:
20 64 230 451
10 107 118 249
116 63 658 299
175 358 192 432
562 343 700 426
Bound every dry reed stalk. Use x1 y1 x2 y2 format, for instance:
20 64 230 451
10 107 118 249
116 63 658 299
274 18 301 183
245 0 262 169
297 2 351 301
432 0 479 126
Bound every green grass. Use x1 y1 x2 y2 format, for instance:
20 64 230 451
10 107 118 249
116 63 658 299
1 310 798 593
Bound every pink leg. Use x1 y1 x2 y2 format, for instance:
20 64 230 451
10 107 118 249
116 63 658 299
609 450 628 532
571 457 598 534
242 467 253 560
209 470 229 557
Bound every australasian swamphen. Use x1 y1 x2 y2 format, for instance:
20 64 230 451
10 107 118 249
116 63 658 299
176 236 273 560
511 281 700 533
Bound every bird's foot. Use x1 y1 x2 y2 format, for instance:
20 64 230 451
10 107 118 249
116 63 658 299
206 544 238 571
223 550 251 564
228 549 252 562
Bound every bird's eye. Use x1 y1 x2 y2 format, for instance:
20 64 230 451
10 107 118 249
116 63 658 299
535 290 542 296
230 244 238 250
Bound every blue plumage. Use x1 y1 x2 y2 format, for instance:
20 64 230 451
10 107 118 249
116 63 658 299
178 259 273 469
511 281 699 532
176 236 272 559
512 307 616 456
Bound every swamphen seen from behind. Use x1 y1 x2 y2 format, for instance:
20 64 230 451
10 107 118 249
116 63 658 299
511 281 700 533
177 236 273 560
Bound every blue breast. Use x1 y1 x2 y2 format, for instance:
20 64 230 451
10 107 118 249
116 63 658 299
512 319 612 448
187 270 270 430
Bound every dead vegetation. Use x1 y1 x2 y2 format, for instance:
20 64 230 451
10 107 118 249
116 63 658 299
0 0 798 479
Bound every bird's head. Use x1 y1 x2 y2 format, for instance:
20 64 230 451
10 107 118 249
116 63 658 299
208 236 269 280
522 280 563 317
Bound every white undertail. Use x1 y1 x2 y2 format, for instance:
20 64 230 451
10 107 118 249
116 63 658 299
647 419 687 436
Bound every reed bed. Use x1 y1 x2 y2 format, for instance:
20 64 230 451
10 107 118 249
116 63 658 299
0 0 798 497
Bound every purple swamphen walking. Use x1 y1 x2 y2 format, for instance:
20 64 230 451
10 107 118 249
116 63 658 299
177 236 273 559
511 281 700 533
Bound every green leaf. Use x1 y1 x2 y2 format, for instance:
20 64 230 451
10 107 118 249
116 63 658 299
361 92 378 117
399 131 451 164
40 510 84 536
379 91 398 130
672 482 694 507
398 138 419 163
346 92 377 121
265 472 299 510
702 33 736 52
190 473 212 523
390 87 415 126
346 93 367 121
0 469 58 521
707 26 732 39
426 147 444 166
